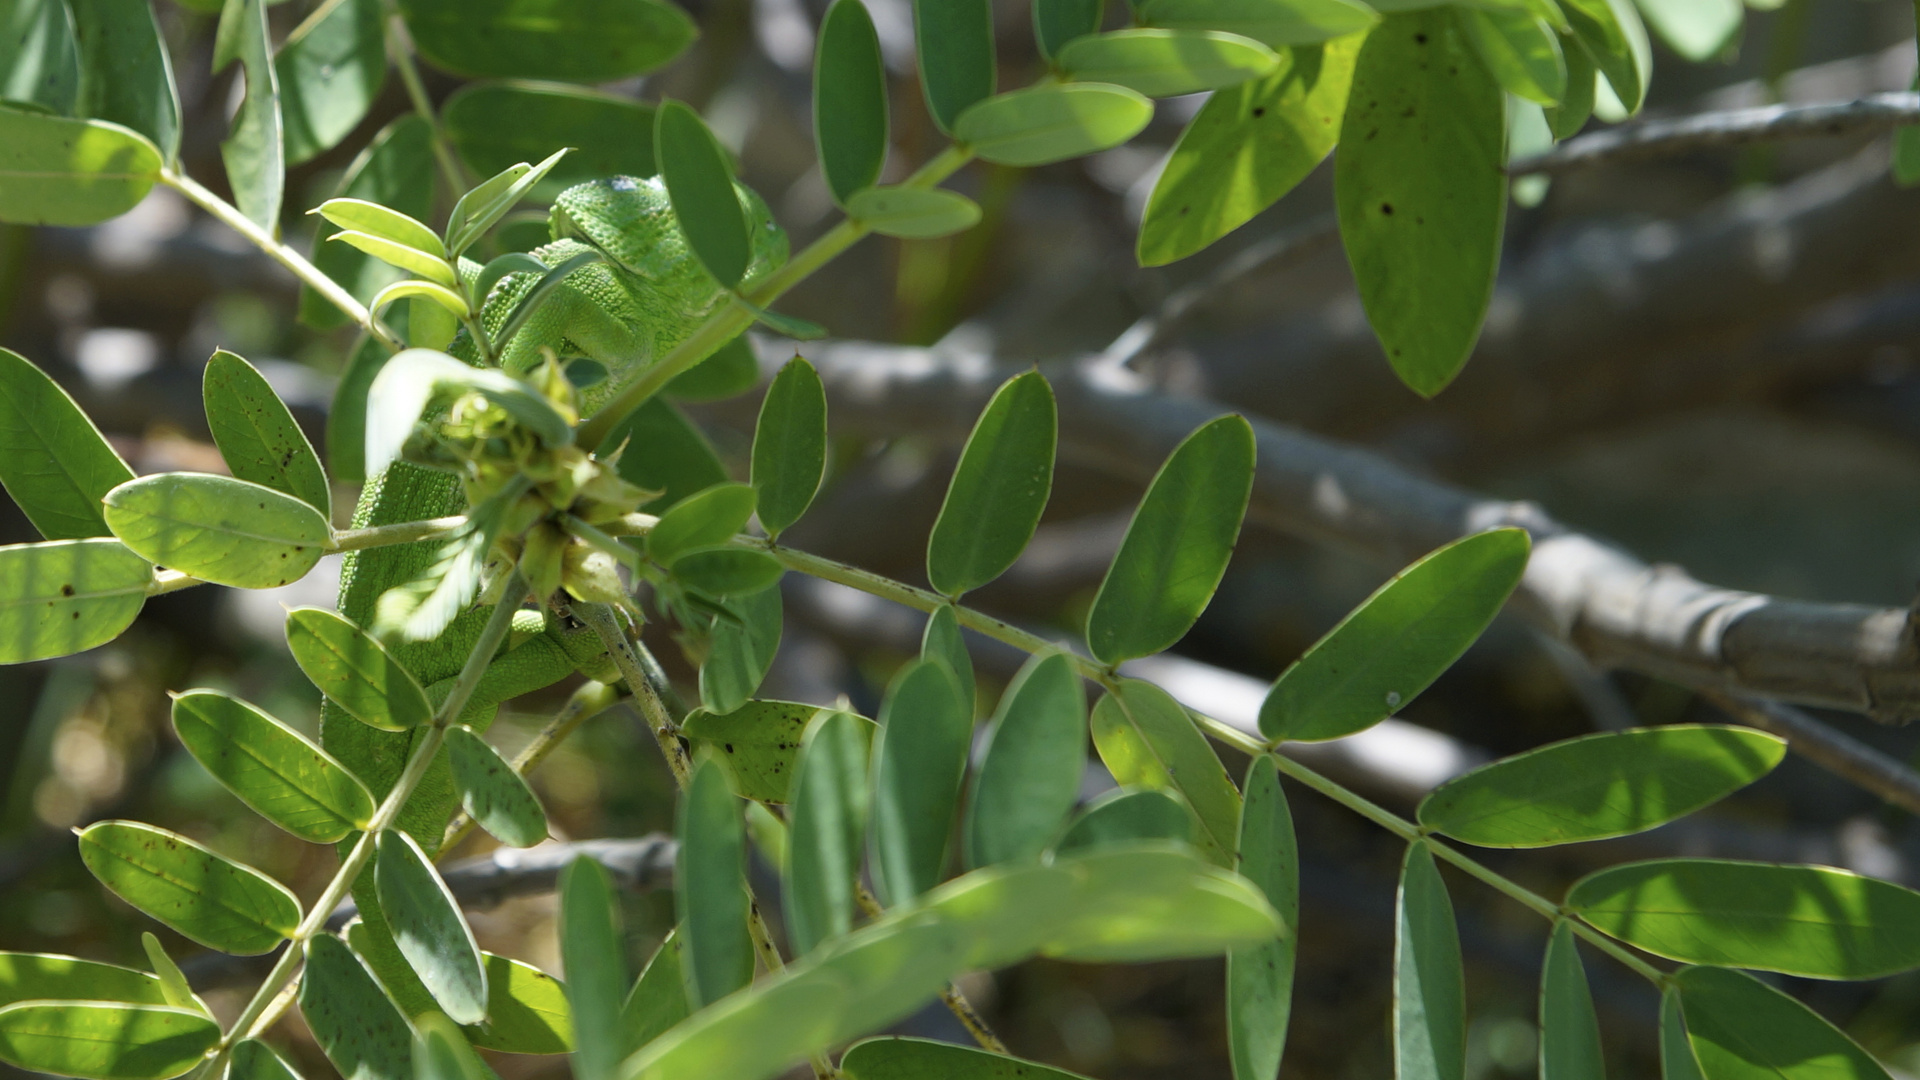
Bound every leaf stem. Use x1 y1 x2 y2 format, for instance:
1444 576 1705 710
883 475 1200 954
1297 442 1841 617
219 576 531 1046
575 144 976 451
383 7 468 199
160 168 402 350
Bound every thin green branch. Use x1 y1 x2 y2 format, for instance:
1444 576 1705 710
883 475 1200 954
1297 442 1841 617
160 169 402 350
146 516 467 597
382 8 468 198
221 575 531 1046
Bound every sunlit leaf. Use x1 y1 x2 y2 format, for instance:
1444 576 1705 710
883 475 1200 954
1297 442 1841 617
447 726 548 847
0 952 167 1007
953 83 1154 168
171 689 375 843
376 830 488 1022
78 820 300 955
1462 8 1566 106
1058 29 1281 98
682 699 834 804
287 607 434 731
0 1002 216 1080
1090 679 1241 866
303 117 435 329
104 473 330 590
469 953 571 1054
0 347 135 539
0 104 161 226
0 538 151 663
1138 0 1377 47
203 349 330 515
1675 965 1892 1080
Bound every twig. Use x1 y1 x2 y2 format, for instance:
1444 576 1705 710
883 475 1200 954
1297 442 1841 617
1510 92 1920 174
1702 691 1920 815
382 7 468 198
332 836 678 926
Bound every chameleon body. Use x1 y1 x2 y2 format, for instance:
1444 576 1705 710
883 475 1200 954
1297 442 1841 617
323 175 788 849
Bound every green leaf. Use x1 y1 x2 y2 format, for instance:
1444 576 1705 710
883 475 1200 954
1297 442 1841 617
0 104 160 225
1228 756 1295 1080
0 347 136 540
624 848 1278 1080
70 0 182 162
751 356 827 540
171 689 375 843
815 0 888 205
1462 9 1565 106
1137 0 1377 46
1631 0 1735 59
1260 528 1530 742
786 711 873 956
0 952 167 1007
77 820 300 955
1561 0 1648 114
1674 965 1892 1080
447 726 547 847
1660 988 1705 1080
620 933 689 1058
650 482 757 565
1138 39 1358 266
277 0 384 164
738 299 828 342
869 660 972 905
1035 0 1102 59
679 754 755 1008
103 473 330 590
316 198 445 259
1059 29 1280 98
364 349 572 475
1568 859 1920 979
1544 32 1594 138
371 280 470 321
610 397 729 514
445 84 655 202
953 83 1154 167
138 935 198 1014
927 371 1057 598
920 604 976 715
700 584 783 715
1396 842 1465 1080
398 0 695 81
231 1038 302 1080
1 0 78 113
655 100 750 290
330 231 459 288
667 335 760 403
443 148 569 259
1418 725 1785 848
287 607 434 731
1090 679 1241 866
470 953 571 1054
303 116 434 329
1085 415 1254 664
376 830 488 1023
672 547 784 598
0 538 151 663
1055 787 1193 854
1539 923 1604 1080
964 652 1085 868
844 185 983 239
344 916 436 1018
682 700 832 804
413 1012 488 1080
300 933 414 1080
1336 9 1506 396
328 335 387 485
560 856 626 1080
841 1038 1097 1080
913 0 994 132
213 0 283 232
0 1002 216 1080
203 349 330 516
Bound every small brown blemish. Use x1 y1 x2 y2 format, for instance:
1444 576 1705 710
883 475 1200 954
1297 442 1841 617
61 584 75 597
1380 203 1394 215
1414 33 1428 43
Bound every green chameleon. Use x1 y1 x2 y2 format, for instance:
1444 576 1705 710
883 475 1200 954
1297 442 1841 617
322 174 788 850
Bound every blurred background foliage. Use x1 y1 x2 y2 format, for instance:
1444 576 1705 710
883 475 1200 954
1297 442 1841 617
6 0 1920 1076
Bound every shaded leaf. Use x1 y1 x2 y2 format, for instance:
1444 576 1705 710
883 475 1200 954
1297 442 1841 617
786 711 873 956
913 0 994 132
1058 29 1281 98
70 0 181 162
815 0 888 204
287 607 434 732
300 933 413 1080
1228 756 1296 1080
1675 965 1892 1080
678 754 754 1007
0 0 77 113
0 347 135 540
231 1038 302 1080
1540 924 1604 1080
1418 725 1785 847
1462 8 1566 106
1660 988 1705 1080
302 117 434 329
1138 0 1377 47
750 356 827 540
0 1003 215 1080
560 857 626 1080
0 952 167 1007
203 349 330 515
138 934 198 1014
869 660 971 905
927 371 1056 598
654 101 749 290
171 689 375 843
845 186 983 238
1396 842 1465 1080
841 1037 1096 1079
376 830 488 1022
78 820 300 955
103 473 330 590
699 584 783 715
0 103 161 226
1568 859 1920 979
1035 0 1103 59
1086 415 1255 664
1562 0 1649 113
447 726 548 847
1260 529 1530 742
609 397 729 513
397 0 696 82
277 0 384 164
0 538 151 663
649 483 756 566
1055 787 1193 854
620 933 689 1058
920 604 976 717
953 83 1154 167
213 0 284 232
445 83 655 201
412 1013 487 1080
1633 0 1738 61
666 335 759 402
672 547 784 598
1335 9 1506 396
470 954 571 1054
964 652 1085 868
1090 679 1241 866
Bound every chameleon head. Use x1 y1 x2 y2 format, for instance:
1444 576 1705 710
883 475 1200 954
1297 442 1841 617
548 174 789 295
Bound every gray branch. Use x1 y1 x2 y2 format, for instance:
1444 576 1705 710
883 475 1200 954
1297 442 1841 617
1511 93 1920 175
1700 693 1920 815
325 836 677 928
770 339 1920 723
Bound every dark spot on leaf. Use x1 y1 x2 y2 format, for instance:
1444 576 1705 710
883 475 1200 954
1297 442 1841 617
1252 107 1266 118
1380 203 1393 215
61 584 74 596
1414 32 1427 43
